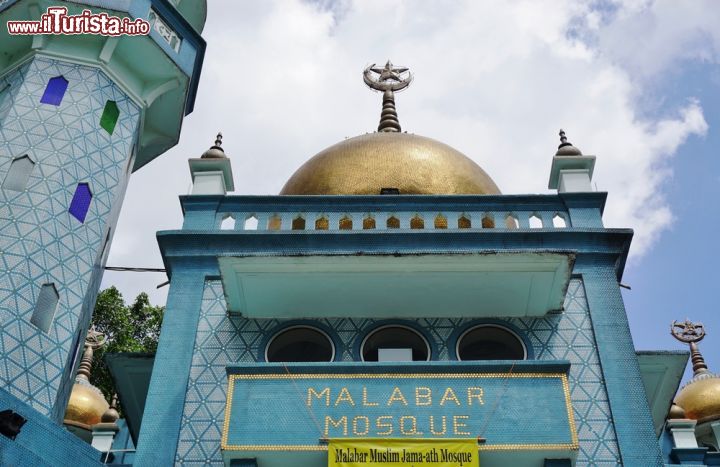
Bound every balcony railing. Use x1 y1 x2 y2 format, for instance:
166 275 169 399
181 193 606 231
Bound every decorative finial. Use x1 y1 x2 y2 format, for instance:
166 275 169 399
672 320 710 376
201 131 226 159
559 129 568 146
555 129 582 156
76 326 106 381
101 394 120 423
363 61 413 133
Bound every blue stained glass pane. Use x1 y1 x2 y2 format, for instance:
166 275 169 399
69 182 92 223
40 76 68 106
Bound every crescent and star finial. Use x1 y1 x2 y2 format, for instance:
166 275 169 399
672 319 711 377
363 60 413 92
672 319 706 344
85 325 106 349
364 61 412 132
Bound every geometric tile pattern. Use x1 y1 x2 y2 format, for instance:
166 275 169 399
0 55 139 421
176 278 621 466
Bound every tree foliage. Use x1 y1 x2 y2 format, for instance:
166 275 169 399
89 286 164 403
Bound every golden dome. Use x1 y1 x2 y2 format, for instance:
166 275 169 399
674 374 720 423
280 132 500 195
64 379 109 428
668 403 686 419
670 320 720 424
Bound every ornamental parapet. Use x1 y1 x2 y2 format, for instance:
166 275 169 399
180 192 607 232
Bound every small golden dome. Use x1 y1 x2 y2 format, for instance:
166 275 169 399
674 374 720 423
668 403 686 419
280 132 500 195
64 379 109 428
201 132 226 159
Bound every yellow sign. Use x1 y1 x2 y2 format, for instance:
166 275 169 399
328 438 479 467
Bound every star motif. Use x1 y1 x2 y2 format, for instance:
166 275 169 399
671 319 705 343
370 60 409 82
85 325 106 348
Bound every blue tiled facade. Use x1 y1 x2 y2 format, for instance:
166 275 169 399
0 386 104 467
130 191 671 467
174 277 620 466
0 55 139 421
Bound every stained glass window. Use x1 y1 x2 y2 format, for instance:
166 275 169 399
100 100 119 134
40 76 68 106
69 183 92 223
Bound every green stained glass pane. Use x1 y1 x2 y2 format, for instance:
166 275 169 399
100 100 120 135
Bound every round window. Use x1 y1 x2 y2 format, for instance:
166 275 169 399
266 326 335 362
361 325 430 362
456 325 526 360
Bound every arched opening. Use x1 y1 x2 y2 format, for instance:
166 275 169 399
505 214 519 229
361 326 430 362
456 325 526 360
268 215 282 230
292 216 306 230
266 326 335 362
553 214 567 228
220 215 235 230
434 214 447 229
244 215 258 230
387 216 400 229
481 214 495 229
458 215 471 229
363 216 376 229
339 216 353 230
529 214 543 228
410 215 424 229
315 216 329 230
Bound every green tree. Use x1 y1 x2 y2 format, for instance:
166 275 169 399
89 286 164 403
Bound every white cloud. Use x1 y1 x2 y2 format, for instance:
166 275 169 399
594 0 720 79
103 0 710 303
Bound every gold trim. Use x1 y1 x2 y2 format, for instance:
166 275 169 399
221 371 579 452
227 372 567 380
561 374 579 447
220 375 235 449
220 443 580 452
478 443 579 451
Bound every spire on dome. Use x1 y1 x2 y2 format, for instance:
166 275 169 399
672 319 711 378
363 61 413 133
76 326 106 381
201 132 226 159
556 129 582 156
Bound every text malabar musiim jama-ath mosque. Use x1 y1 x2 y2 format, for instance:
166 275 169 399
1 1 720 466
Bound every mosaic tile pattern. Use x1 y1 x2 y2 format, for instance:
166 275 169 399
176 278 620 465
0 55 139 419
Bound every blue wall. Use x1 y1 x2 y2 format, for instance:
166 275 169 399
0 386 102 466
153 277 621 465
0 55 139 421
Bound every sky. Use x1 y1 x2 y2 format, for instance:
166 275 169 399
102 0 720 383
